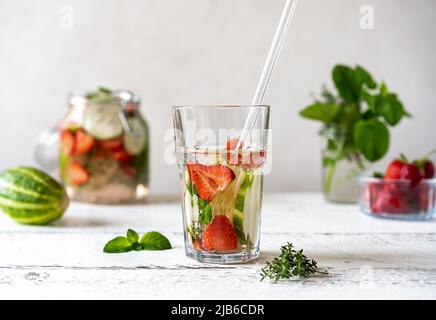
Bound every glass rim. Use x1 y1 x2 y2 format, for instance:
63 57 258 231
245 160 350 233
172 105 270 110
358 175 436 184
68 90 140 110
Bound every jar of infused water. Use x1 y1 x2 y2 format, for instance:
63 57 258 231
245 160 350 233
36 87 149 204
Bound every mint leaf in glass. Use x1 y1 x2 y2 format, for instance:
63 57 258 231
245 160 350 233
198 199 212 225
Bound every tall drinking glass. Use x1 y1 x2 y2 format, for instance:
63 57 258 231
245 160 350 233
172 105 270 263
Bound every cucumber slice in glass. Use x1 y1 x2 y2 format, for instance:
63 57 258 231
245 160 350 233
123 117 147 156
84 101 124 140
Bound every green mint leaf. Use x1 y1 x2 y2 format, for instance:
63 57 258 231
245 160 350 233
186 182 199 208
186 183 198 197
335 102 361 126
131 242 143 251
103 237 133 253
198 198 212 225
197 196 211 224
353 119 389 161
332 65 359 103
140 231 172 250
362 90 376 111
203 204 212 224
376 95 405 126
127 229 139 244
355 65 376 89
299 103 340 123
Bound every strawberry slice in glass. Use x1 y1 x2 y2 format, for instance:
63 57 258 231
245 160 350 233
187 163 235 202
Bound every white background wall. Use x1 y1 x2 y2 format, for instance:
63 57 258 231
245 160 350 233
1 0 435 194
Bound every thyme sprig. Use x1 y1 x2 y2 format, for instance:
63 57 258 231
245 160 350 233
260 242 327 281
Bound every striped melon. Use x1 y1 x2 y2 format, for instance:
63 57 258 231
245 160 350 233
0 167 69 225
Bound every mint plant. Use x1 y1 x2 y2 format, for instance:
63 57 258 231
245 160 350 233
299 64 410 193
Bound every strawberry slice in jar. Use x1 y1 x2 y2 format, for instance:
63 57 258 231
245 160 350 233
69 162 89 186
74 130 95 155
60 130 75 156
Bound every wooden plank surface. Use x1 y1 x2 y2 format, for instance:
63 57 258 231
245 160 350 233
0 193 435 299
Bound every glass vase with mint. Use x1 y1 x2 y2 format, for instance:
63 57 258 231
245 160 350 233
299 64 410 203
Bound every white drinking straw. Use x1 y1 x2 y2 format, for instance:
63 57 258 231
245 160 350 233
237 0 298 149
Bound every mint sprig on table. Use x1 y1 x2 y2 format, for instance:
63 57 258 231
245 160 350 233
260 242 326 281
103 229 172 253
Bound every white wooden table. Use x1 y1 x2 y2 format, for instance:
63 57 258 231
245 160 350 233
0 193 435 300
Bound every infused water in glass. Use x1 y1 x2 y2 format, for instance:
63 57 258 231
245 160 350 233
173 106 269 263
